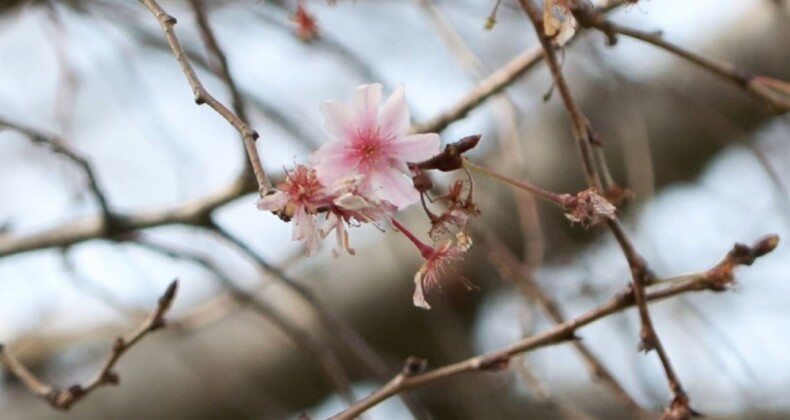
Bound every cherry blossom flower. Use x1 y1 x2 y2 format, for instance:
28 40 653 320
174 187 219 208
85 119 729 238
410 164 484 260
310 83 441 209
257 164 327 255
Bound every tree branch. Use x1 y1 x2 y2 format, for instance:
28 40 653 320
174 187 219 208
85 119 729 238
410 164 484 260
0 176 251 258
0 279 178 410
137 0 273 195
572 5 790 113
329 234 778 419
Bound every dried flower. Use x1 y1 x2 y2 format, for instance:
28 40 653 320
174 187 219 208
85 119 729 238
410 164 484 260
543 0 576 46
391 217 471 309
564 188 617 228
414 231 472 309
257 165 327 255
427 179 480 241
311 83 441 209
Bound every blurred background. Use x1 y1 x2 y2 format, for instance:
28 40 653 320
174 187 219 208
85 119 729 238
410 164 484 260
0 0 789 419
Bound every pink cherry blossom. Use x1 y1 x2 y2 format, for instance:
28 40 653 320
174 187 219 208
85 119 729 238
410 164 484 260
310 83 441 209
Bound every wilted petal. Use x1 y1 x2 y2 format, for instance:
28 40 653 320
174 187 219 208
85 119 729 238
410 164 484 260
379 84 409 139
413 272 431 310
351 83 382 133
292 205 319 255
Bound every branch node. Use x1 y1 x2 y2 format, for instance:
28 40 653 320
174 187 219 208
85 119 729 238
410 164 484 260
661 392 702 420
479 353 510 371
402 357 427 376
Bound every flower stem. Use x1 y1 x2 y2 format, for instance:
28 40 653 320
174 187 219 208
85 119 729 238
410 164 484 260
389 217 435 259
463 159 569 207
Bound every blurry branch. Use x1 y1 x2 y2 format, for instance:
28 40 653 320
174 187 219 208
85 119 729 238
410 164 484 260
0 117 114 227
0 279 178 410
517 0 686 416
411 43 543 134
517 1 600 188
45 4 79 135
130 236 360 408
412 0 625 134
138 0 273 195
0 176 251 257
482 230 652 419
249 5 382 85
572 5 790 113
330 235 779 420
206 222 430 419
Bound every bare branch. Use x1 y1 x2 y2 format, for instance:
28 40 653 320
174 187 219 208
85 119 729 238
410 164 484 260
206 222 431 419
0 279 179 410
329 234 778 419
572 5 790 113
130 237 360 409
137 0 273 195
482 229 653 419
0 176 251 258
412 0 627 134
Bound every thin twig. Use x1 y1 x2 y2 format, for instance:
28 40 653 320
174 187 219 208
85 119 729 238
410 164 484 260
329 234 778 419
517 0 601 189
132 237 360 408
413 1 627 134
482 229 653 419
517 0 689 415
572 5 790 113
606 219 689 418
188 0 257 183
0 279 179 410
138 0 272 195
0 117 115 228
206 222 430 419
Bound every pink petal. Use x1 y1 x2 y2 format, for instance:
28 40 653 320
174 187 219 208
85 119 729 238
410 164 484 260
369 168 419 209
378 84 409 139
351 83 382 133
386 133 441 162
311 140 360 185
321 101 356 141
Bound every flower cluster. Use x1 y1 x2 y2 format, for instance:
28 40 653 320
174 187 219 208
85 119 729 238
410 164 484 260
259 83 440 257
259 83 487 309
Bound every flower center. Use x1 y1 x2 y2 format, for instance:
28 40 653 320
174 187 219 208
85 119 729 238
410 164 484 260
354 128 386 170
